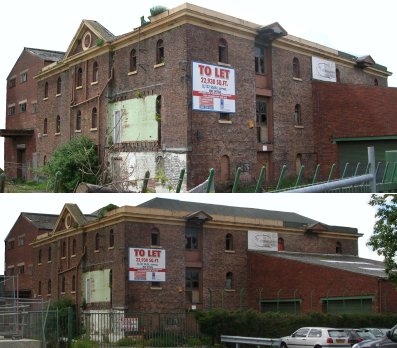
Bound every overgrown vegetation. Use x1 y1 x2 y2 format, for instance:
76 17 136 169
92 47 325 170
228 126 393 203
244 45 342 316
195 309 397 344
42 136 99 192
97 203 119 218
150 5 168 17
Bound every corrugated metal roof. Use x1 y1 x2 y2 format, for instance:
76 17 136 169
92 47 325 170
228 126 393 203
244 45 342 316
257 251 386 278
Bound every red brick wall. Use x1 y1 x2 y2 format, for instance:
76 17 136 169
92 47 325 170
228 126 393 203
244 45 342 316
247 252 397 313
312 82 397 177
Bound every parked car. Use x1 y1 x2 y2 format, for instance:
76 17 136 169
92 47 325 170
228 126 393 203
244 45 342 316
344 329 377 345
352 325 397 348
280 327 350 348
360 328 387 338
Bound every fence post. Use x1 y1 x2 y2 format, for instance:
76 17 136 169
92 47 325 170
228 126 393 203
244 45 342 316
206 168 215 193
175 168 185 193
294 165 305 187
368 146 376 192
312 165 320 184
341 163 349 178
68 307 73 347
232 167 241 193
255 166 266 193
275 165 287 191
0 173 5 193
327 164 336 182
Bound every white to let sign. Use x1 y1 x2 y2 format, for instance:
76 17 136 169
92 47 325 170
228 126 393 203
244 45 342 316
312 56 336 82
192 61 236 113
128 248 166 282
248 230 278 251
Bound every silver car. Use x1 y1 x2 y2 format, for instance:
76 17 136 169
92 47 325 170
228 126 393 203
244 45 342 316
281 327 350 348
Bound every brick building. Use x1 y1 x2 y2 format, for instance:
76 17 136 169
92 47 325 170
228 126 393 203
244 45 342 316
2 197 390 316
2 4 393 189
4 212 58 298
0 48 64 180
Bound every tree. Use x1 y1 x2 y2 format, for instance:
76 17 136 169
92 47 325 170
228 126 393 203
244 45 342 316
367 194 397 284
43 136 99 192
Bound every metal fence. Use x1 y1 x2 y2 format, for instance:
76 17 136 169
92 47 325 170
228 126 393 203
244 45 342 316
79 311 209 347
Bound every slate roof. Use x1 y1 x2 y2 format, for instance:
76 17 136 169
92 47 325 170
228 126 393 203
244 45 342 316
85 20 116 42
26 47 65 62
256 250 386 278
138 198 357 233
21 213 58 230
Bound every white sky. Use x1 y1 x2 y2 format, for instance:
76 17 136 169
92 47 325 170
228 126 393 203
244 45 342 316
0 193 383 274
1 0 397 168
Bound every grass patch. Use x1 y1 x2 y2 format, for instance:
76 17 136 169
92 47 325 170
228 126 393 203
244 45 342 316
5 179 49 193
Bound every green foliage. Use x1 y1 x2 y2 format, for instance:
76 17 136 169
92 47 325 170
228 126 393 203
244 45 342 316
150 5 168 17
71 339 99 348
97 203 119 218
96 38 104 46
367 194 397 284
43 136 99 192
116 337 134 346
195 309 397 344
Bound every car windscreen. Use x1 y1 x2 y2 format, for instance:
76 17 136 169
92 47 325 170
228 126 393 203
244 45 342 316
329 330 348 338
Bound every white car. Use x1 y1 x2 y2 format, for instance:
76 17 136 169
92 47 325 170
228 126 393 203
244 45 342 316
281 327 351 348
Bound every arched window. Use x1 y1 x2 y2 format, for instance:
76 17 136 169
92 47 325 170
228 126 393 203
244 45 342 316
92 61 98 82
292 57 300 78
43 118 48 135
225 272 233 289
218 38 228 63
278 237 285 251
95 233 100 251
72 239 76 255
109 229 114 248
151 228 160 246
44 82 49 98
374 78 379 86
156 95 161 143
72 275 76 292
294 104 302 126
77 67 83 87
48 246 52 261
62 241 66 258
48 279 51 294
56 115 61 133
91 107 97 129
336 68 341 83
38 249 42 263
76 110 81 131
57 77 62 94
61 276 66 293
156 39 164 64
38 281 42 296
130 49 137 72
336 241 342 254
225 233 233 251
43 155 47 166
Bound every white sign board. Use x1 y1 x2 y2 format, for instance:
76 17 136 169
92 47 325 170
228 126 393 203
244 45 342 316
192 61 236 113
312 56 336 82
128 248 166 282
248 230 278 251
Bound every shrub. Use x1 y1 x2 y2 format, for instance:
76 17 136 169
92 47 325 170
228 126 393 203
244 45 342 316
150 5 168 17
71 339 99 348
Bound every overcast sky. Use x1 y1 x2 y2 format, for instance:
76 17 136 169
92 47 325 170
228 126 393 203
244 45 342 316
1 0 397 168
0 193 383 274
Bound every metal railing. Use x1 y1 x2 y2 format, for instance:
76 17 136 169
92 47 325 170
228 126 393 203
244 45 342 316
221 335 282 348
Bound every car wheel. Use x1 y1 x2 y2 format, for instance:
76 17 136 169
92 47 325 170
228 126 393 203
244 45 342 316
281 343 288 348
314 345 322 348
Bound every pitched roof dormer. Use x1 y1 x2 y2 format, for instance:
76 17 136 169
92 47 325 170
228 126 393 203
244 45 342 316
184 210 213 225
64 20 116 59
53 203 88 233
355 55 375 69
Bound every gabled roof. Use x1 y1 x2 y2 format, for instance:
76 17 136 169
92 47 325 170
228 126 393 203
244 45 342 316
257 22 287 41
26 47 64 62
53 203 97 232
255 250 386 278
138 198 357 234
64 20 116 59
